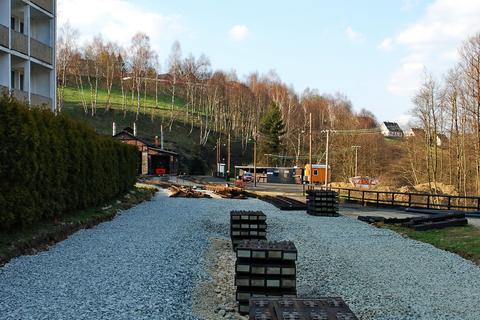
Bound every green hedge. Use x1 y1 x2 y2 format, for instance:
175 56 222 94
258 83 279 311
0 94 138 230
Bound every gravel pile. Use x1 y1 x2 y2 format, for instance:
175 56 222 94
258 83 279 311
1 192 480 319
193 237 245 320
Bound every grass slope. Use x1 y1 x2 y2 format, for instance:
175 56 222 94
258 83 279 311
62 87 185 112
62 87 252 174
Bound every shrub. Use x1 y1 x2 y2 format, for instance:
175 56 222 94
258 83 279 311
0 95 138 230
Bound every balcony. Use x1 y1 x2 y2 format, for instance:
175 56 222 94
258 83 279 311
11 30 27 55
31 38 52 65
31 92 52 107
0 24 8 48
31 0 53 14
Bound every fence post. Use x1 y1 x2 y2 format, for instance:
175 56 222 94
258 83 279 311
348 189 351 201
362 191 365 206
477 198 480 211
408 194 412 207
427 195 430 209
391 193 394 206
376 192 379 207
447 196 451 210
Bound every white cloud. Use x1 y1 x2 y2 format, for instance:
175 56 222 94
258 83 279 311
379 37 393 51
229 25 249 42
385 0 480 97
395 113 413 128
345 26 365 43
57 0 185 55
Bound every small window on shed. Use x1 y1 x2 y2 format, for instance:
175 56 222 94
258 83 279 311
313 169 318 176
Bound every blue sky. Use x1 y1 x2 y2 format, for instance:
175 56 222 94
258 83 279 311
59 0 480 125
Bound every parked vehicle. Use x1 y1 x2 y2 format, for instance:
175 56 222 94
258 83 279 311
242 172 254 182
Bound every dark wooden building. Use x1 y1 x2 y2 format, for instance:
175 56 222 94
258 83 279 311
114 128 178 176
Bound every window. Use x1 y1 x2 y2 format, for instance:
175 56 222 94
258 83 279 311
11 17 15 30
313 169 318 176
20 22 24 34
19 74 24 91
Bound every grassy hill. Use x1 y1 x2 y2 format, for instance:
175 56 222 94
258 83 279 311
62 87 186 112
62 87 252 175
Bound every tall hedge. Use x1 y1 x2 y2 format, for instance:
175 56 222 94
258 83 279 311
0 95 138 230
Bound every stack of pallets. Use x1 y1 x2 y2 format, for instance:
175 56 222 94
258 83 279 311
306 190 339 217
249 297 359 320
235 240 298 314
230 211 267 249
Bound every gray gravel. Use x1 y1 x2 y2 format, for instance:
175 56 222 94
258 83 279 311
203 198 480 320
1 192 480 319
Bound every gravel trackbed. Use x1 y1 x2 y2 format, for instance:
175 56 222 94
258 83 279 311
1 191 480 319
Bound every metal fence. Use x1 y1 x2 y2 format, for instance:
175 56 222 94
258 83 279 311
318 187 480 213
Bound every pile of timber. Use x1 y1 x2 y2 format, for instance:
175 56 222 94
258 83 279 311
358 212 468 231
260 196 307 211
235 240 298 315
358 216 413 224
205 185 247 199
167 185 212 198
230 211 267 250
249 297 358 320
402 212 468 231
306 190 339 217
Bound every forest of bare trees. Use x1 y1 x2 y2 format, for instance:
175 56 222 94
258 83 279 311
56 24 480 195
405 33 480 196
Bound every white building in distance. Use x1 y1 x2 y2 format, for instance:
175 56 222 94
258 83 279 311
0 0 56 111
380 121 404 138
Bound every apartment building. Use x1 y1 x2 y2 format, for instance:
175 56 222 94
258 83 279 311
0 0 56 111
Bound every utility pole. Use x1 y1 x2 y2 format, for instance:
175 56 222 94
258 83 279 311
227 132 231 181
325 130 329 188
309 113 312 187
352 145 361 177
160 125 164 149
321 129 334 189
215 138 220 176
254 127 257 187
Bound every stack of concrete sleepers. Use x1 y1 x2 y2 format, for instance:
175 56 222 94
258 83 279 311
306 189 339 217
230 211 267 250
235 240 297 314
249 297 359 320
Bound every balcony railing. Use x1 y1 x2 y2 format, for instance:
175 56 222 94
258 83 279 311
12 89 29 102
31 0 54 13
31 92 52 107
30 37 53 65
0 24 8 48
11 30 28 55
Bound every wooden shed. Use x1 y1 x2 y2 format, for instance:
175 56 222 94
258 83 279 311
114 128 178 176
304 164 331 184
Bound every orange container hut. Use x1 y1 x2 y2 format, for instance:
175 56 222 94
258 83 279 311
304 164 331 184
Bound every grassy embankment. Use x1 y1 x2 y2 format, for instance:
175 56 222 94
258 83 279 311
0 186 157 266
62 86 253 174
379 223 480 265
